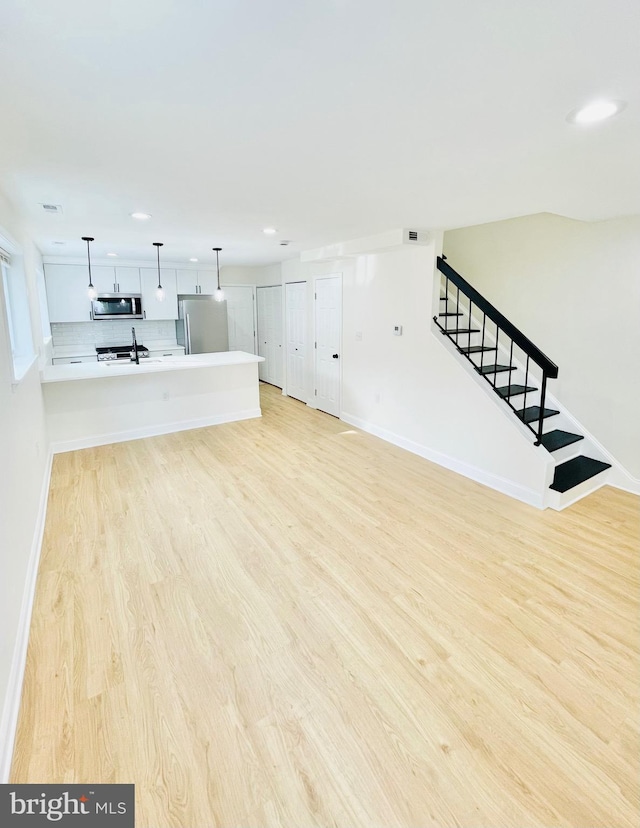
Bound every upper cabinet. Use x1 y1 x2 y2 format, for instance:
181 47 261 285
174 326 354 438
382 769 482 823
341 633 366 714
114 267 141 293
89 265 118 294
44 264 94 323
139 268 178 320
176 269 199 295
176 269 218 295
45 263 180 324
197 270 219 295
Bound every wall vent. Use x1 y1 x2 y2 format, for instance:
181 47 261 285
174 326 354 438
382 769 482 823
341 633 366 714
41 203 63 214
403 228 429 245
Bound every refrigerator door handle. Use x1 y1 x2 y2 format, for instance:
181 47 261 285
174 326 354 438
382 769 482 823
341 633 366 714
185 313 192 355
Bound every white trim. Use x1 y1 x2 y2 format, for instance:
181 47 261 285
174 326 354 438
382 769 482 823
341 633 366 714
50 408 262 454
0 449 53 783
546 474 611 512
340 412 545 509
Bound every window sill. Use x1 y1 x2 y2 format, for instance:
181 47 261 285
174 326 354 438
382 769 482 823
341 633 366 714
11 352 38 386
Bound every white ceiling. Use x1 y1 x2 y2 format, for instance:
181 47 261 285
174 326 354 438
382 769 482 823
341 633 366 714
0 0 638 266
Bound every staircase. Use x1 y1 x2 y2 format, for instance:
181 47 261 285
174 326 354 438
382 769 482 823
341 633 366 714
433 256 611 509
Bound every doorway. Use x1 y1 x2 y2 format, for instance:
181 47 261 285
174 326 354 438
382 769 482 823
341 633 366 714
314 275 341 417
256 285 283 388
285 281 307 403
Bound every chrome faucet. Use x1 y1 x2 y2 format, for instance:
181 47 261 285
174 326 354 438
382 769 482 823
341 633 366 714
131 326 139 364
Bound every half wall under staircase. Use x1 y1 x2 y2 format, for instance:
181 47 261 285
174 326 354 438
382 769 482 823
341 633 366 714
432 256 611 510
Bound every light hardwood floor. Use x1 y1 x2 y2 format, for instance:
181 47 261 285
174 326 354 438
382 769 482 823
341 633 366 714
11 383 640 827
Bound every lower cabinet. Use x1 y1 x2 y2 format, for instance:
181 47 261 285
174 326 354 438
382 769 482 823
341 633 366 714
148 347 185 358
52 356 98 365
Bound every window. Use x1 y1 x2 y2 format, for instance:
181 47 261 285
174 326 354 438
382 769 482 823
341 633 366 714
1 245 36 383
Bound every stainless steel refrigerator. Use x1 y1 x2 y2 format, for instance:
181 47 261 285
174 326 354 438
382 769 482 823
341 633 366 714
176 296 229 354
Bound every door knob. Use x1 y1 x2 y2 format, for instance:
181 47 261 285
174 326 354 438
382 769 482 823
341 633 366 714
332 353 339 359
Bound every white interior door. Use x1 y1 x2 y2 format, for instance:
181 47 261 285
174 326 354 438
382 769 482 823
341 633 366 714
257 285 283 388
285 281 307 402
314 276 341 416
224 285 256 353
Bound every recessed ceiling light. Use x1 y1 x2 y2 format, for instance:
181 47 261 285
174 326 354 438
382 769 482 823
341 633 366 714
130 212 152 220
568 99 626 124
189 258 198 262
263 227 277 235
106 252 118 257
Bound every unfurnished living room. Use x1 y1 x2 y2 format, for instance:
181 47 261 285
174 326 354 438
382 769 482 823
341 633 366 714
0 2 638 827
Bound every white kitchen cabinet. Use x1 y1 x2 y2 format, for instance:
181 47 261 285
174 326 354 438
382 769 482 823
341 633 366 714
176 269 199 294
147 347 185 358
90 266 117 294
44 263 94 323
176 269 218 295
197 270 219 295
52 355 97 365
140 268 178 320
94 266 141 294
114 267 141 293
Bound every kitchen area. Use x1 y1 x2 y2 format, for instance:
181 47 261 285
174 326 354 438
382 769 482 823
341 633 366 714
40 252 265 452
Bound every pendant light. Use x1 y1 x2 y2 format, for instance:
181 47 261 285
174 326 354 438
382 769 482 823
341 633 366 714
153 242 165 301
82 236 97 299
213 247 224 302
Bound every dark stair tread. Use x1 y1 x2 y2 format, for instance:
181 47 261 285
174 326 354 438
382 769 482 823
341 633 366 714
460 345 497 354
540 430 584 452
439 312 463 317
443 328 480 334
478 364 516 375
516 405 559 423
550 456 611 493
496 384 537 398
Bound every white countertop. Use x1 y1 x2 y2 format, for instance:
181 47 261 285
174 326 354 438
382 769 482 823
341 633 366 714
41 351 264 384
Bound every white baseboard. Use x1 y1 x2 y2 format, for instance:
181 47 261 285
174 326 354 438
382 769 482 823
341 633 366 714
0 449 53 783
340 412 545 509
50 408 262 454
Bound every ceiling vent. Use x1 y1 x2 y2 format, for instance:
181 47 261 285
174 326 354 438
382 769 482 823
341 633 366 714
280 240 291 246
403 228 429 245
40 203 63 214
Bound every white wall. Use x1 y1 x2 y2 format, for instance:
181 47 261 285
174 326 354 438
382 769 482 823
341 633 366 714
0 190 50 780
221 263 281 287
283 241 549 505
338 242 549 503
444 213 640 480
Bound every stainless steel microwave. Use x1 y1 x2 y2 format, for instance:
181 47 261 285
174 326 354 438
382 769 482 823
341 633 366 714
91 294 143 320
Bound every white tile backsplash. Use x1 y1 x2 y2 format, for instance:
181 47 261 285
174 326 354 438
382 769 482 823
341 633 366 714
51 320 176 348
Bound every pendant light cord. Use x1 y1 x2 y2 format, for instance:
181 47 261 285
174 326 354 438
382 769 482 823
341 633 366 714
153 242 163 288
216 248 220 290
82 236 94 287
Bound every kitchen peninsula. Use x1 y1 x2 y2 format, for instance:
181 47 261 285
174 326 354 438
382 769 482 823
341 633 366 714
41 351 264 453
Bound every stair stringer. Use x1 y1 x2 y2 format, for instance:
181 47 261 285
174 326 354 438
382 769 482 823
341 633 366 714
542 389 640 501
430 317 554 508
430 312 624 510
